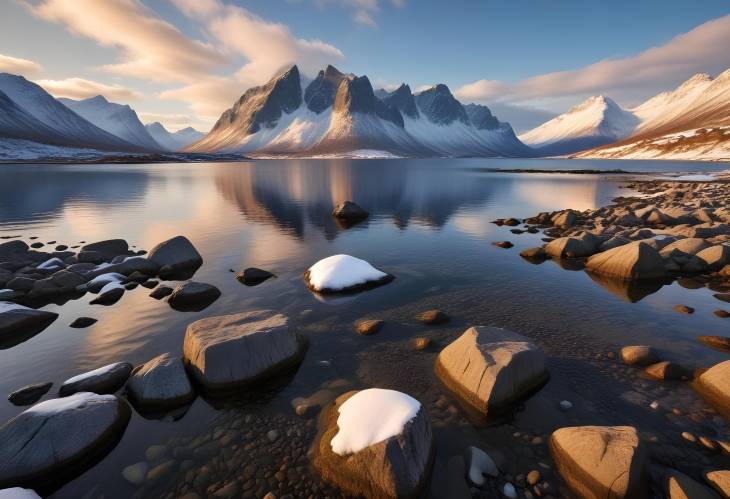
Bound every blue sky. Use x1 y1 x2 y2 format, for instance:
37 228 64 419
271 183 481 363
1 0 729 131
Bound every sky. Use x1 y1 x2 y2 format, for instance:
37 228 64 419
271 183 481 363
1 0 729 132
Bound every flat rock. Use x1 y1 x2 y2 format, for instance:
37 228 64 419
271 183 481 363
0 303 58 350
167 282 220 312
356 319 384 336
620 345 657 366
0 393 130 490
183 310 306 392
713 310 730 318
644 361 687 381
59 362 134 396
586 241 667 280
667 470 720 499
705 470 730 498
126 353 194 410
235 268 275 286
492 241 513 249
435 326 547 416
147 236 202 276
695 360 730 419
69 317 97 329
313 389 433 498
697 335 730 353
8 383 53 406
674 304 694 314
550 425 646 499
0 487 41 498
415 310 449 325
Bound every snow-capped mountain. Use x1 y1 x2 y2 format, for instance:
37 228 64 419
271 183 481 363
519 96 638 155
0 73 140 152
59 95 162 150
0 89 69 146
186 64 531 158
145 122 205 151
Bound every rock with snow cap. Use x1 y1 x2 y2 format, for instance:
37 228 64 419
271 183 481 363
59 362 133 396
304 254 393 294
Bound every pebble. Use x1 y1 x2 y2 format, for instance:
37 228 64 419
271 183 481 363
681 431 697 443
698 436 717 451
413 337 431 350
267 429 279 442
673 304 694 314
503 482 517 498
122 462 148 486
527 470 541 486
559 400 572 411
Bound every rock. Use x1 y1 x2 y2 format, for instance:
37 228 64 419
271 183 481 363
87 257 160 279
0 487 40 498
6 277 34 292
183 310 306 392
332 201 369 220
550 425 646 499
167 282 220 312
147 236 202 276
0 303 58 349
122 462 148 486
713 310 730 318
697 245 730 270
705 470 729 498
69 317 97 329
126 353 194 410
0 240 29 257
141 279 158 289
465 446 498 485
503 483 517 498
503 218 521 226
29 242 43 249
146 460 176 484
77 251 105 264
0 393 131 489
695 360 730 419
80 239 129 260
235 268 275 286
697 336 730 353
89 283 124 306
59 362 134 396
356 319 384 336
149 285 173 300
413 337 431 350
415 309 449 325
559 400 573 411
644 361 687 380
266 429 279 442
492 241 513 249
8 383 53 406
520 247 547 260
667 470 720 499
586 241 667 280
304 254 393 294
313 389 433 498
674 304 694 314
620 345 657 366
545 236 596 258
527 470 541 486
552 210 576 228
435 326 547 415
660 238 711 257
715 293 730 304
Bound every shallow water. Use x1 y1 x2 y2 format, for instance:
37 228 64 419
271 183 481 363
0 158 728 498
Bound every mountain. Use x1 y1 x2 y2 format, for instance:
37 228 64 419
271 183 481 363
59 95 161 150
145 122 205 151
519 96 638 155
187 64 530 158
0 73 141 152
0 89 69 146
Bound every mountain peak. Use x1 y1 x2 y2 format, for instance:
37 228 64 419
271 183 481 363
382 84 418 119
305 64 348 113
86 95 109 104
414 83 469 125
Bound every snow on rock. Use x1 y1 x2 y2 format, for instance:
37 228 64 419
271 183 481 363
59 362 133 396
466 446 498 485
87 272 125 292
305 254 393 293
331 388 421 455
0 301 29 313
0 487 41 498
26 392 116 415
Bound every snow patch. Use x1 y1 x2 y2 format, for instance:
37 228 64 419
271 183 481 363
62 362 128 386
307 255 388 292
0 301 30 313
37 257 64 270
330 388 421 455
89 272 125 286
0 487 41 499
26 392 115 415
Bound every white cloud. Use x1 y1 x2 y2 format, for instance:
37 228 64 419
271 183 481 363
313 0 405 28
456 14 730 106
0 53 42 76
37 77 143 100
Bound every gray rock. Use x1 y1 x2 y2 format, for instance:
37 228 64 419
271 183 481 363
87 257 160 279
6 277 35 292
0 304 58 349
126 353 194 410
89 286 124 306
0 240 29 257
0 393 130 489
149 285 173 300
183 310 306 392
8 382 53 406
122 462 148 486
147 236 202 276
69 317 97 329
235 268 274 286
77 251 105 264
435 326 548 416
80 239 129 260
167 282 220 312
59 362 134 396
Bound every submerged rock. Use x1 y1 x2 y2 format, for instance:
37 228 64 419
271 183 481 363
304 255 393 294
8 382 53 406
126 353 194 410
550 425 647 499
435 326 547 416
0 302 58 350
59 362 133 396
492 241 513 249
183 310 306 392
235 267 275 286
586 241 667 280
644 361 687 381
697 335 730 353
313 389 433 498
0 393 131 490
167 282 220 312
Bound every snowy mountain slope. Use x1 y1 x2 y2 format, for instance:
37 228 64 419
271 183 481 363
0 89 69 145
519 96 638 155
145 122 205 151
187 64 531 158
0 73 141 152
59 95 162 150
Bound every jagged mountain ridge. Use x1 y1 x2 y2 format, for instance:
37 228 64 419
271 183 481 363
187 64 531 157
145 122 205 151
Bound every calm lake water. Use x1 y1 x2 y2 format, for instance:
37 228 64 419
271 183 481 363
1 158 728 498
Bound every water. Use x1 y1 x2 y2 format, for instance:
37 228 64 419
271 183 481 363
0 158 728 498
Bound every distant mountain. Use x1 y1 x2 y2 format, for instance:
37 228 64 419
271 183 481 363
145 122 204 151
186 64 531 158
0 89 69 146
519 96 638 155
59 95 162 150
0 73 140 152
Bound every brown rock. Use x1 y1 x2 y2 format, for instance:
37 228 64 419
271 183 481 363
413 337 430 350
705 470 730 498
697 336 730 353
667 470 720 499
713 310 730 318
674 304 694 314
620 346 658 366
492 241 513 249
356 319 384 336
644 361 687 381
415 310 449 325
694 360 730 419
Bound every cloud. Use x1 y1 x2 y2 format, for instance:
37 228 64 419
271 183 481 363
313 0 405 28
37 77 143 100
456 14 730 106
158 77 244 121
0 53 42 76
26 0 227 82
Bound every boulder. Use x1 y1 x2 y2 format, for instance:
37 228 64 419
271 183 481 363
69 317 97 329
705 470 729 498
550 425 647 499
695 360 730 419
80 239 129 260
332 201 369 220
552 210 576 228
87 257 160 279
0 488 40 498
465 446 498 485
0 240 29 257
660 238 711 258
313 389 433 498
235 268 275 286
304 255 393 294
89 282 124 306
149 285 173 300
0 393 130 490
0 303 58 350
696 245 730 270
620 346 657 366
183 310 306 392
167 282 220 312
435 326 547 415
586 241 667 280
126 353 194 410
644 361 687 381
59 362 134 396
667 470 720 499
519 247 547 260
545 236 596 258
8 383 53 406
146 236 202 276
